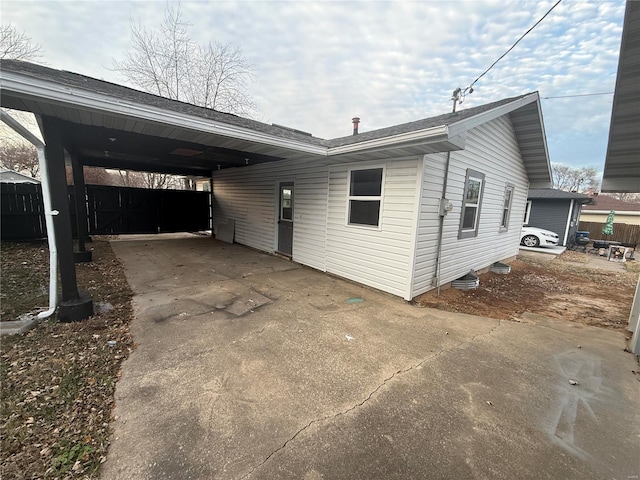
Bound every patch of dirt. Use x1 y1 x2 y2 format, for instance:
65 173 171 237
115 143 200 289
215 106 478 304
416 255 638 331
1 240 134 479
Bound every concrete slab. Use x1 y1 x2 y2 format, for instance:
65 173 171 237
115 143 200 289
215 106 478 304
0 311 41 335
103 236 640 480
519 245 566 257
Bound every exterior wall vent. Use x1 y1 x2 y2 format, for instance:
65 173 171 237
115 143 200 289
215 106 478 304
452 270 479 290
489 262 511 274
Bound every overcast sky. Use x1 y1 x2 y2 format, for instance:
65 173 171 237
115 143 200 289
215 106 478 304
1 0 626 172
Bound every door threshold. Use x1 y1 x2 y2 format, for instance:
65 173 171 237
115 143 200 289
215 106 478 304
274 251 292 260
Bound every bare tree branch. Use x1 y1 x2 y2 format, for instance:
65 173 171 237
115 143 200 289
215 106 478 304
0 143 40 178
551 163 600 193
111 4 255 115
0 24 42 61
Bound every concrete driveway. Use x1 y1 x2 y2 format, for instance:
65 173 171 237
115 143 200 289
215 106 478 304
103 234 640 480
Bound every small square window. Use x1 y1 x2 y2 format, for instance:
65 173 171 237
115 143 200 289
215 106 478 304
348 167 384 227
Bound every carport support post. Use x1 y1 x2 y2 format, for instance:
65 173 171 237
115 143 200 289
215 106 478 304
210 176 214 238
69 153 92 262
41 116 93 321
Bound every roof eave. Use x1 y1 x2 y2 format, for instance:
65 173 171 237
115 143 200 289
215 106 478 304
449 93 552 188
601 0 640 193
0 70 328 158
446 93 539 137
326 125 452 156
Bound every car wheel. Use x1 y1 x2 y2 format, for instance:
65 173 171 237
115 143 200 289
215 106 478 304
522 235 540 247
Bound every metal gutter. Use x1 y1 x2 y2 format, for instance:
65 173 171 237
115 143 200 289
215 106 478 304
0 71 328 156
327 126 449 156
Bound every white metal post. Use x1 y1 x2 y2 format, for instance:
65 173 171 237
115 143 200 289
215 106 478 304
629 274 640 354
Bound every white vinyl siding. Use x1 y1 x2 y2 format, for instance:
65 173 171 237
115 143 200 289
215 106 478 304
213 155 421 299
213 157 329 272
411 115 529 297
214 114 531 301
326 158 421 299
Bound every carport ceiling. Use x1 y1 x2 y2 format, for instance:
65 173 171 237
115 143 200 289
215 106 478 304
62 121 284 176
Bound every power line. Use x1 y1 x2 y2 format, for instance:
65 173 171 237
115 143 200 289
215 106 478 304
542 92 614 99
468 0 563 90
452 0 563 111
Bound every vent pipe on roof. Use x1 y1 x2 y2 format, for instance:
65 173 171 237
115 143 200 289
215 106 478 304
352 117 360 135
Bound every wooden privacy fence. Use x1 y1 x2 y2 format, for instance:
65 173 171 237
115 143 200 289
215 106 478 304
578 221 640 245
1 183 211 240
0 183 46 240
85 185 211 235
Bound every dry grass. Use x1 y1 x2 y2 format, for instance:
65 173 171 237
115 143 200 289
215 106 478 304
1 241 134 479
626 260 640 274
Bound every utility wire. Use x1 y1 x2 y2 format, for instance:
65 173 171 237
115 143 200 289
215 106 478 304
468 0 563 91
542 92 614 99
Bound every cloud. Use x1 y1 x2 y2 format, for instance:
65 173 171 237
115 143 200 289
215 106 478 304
0 0 626 171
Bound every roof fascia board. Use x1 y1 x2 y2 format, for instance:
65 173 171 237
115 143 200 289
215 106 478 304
601 176 640 193
529 181 552 189
446 93 539 138
530 97 553 183
584 209 640 216
0 71 328 157
327 125 449 156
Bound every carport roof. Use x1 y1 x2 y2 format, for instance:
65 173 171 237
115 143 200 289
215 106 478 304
0 59 551 186
0 59 328 147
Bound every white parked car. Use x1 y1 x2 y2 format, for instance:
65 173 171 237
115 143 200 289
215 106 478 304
520 226 559 248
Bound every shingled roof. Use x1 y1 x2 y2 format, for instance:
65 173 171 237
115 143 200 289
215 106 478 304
0 59 328 146
0 59 551 185
326 93 533 147
583 195 640 212
1 59 533 147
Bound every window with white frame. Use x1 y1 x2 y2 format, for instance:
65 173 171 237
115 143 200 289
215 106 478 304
458 169 485 239
348 167 384 227
523 200 532 224
500 184 514 230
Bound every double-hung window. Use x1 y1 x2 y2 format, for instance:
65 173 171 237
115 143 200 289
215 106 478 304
348 167 384 227
458 169 485 239
500 184 514 230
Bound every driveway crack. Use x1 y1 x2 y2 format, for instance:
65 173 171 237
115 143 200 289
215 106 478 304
238 320 501 479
